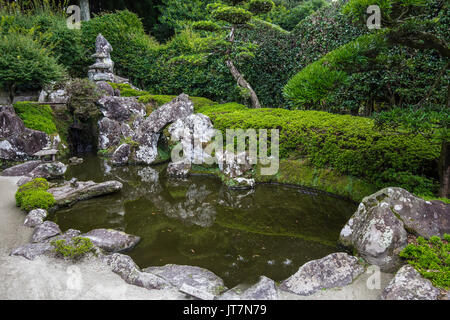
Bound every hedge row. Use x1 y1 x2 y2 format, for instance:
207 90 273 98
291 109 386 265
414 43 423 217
198 105 440 195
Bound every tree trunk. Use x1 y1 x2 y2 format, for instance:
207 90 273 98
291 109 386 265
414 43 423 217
8 83 16 104
79 0 90 21
226 59 261 109
439 140 450 198
226 26 261 109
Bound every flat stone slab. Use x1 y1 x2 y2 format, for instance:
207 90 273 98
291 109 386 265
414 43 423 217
280 252 365 296
33 149 58 157
143 264 227 296
381 265 441 300
48 180 123 208
82 229 140 252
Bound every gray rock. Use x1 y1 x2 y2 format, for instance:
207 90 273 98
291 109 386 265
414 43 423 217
1 160 42 176
167 161 191 177
217 150 254 182
48 180 123 208
10 242 53 260
179 283 216 300
339 188 449 271
68 157 84 165
82 229 140 252
27 161 67 180
106 253 172 290
96 81 115 96
98 117 122 151
24 209 48 228
143 264 227 296
135 94 194 165
88 34 115 83
168 114 215 164
241 276 279 300
280 252 364 296
381 265 441 300
111 144 131 166
32 221 61 243
46 229 82 243
98 96 146 122
0 105 25 139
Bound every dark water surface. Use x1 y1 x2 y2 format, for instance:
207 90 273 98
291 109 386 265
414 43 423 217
49 155 357 287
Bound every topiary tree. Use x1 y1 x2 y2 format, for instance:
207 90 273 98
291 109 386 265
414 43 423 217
343 0 450 197
191 0 275 108
0 32 66 103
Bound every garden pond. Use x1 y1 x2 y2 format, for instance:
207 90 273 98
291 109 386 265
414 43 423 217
48 155 357 287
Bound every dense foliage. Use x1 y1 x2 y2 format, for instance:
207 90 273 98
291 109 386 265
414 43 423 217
400 235 450 290
15 178 55 211
198 104 440 195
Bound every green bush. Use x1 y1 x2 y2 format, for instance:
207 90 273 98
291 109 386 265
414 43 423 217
400 235 450 290
20 189 56 211
13 102 58 135
0 32 66 101
65 78 102 122
15 178 50 208
15 178 55 211
200 105 440 194
51 237 94 260
283 34 383 110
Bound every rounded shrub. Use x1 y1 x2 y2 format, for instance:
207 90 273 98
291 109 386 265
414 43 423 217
248 0 275 15
15 178 50 208
20 189 55 211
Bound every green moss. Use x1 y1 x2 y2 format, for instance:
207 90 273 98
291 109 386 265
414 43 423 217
15 178 50 208
399 235 450 290
13 102 58 135
418 195 450 204
51 237 94 259
20 189 55 211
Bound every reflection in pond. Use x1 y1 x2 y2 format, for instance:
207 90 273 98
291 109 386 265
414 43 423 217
49 155 357 287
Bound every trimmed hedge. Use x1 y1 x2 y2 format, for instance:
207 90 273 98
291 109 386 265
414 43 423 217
199 105 440 195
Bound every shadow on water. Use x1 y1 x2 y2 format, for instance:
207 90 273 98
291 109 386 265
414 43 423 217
49 155 357 287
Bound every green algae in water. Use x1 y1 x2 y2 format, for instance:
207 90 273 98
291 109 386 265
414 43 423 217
50 155 356 288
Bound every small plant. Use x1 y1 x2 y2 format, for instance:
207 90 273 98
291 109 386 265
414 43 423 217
399 235 450 290
51 237 94 260
15 178 52 209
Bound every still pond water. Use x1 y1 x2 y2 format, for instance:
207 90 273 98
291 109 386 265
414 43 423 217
49 156 357 287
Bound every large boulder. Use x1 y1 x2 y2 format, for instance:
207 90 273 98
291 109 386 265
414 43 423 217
339 188 449 272
48 180 123 208
82 229 140 252
111 144 131 166
98 96 145 122
0 105 25 138
134 94 194 165
10 242 53 260
143 264 226 296
280 252 365 296
381 265 441 300
105 253 172 290
98 117 122 150
32 221 61 243
17 161 67 186
1 160 42 176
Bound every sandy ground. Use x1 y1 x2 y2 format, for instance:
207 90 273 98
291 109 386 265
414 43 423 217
0 176 393 300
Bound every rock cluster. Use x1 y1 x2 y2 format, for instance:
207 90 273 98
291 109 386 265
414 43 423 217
0 105 50 162
339 187 449 272
87 34 115 83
